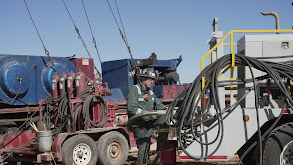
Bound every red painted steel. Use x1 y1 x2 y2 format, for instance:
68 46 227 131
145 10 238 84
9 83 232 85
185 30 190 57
75 71 86 97
163 86 171 98
179 155 228 160
206 156 228 159
160 140 177 164
59 72 67 96
95 82 108 96
51 74 59 98
171 86 178 97
67 71 76 98
52 133 69 161
105 100 117 127
178 85 185 95
163 85 188 98
0 106 39 113
71 58 94 81
0 130 35 149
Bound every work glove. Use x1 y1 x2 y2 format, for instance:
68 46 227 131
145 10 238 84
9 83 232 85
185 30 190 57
141 110 151 121
151 110 158 119
135 109 153 121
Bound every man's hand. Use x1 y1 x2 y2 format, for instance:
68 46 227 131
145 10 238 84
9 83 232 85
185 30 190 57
137 109 150 121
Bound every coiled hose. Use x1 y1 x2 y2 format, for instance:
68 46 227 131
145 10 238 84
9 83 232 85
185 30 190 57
82 95 107 128
165 54 293 164
73 86 108 130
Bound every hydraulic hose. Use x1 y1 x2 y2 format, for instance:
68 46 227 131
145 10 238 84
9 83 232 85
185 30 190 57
82 95 107 128
165 53 293 162
126 110 166 131
0 95 53 161
0 78 22 104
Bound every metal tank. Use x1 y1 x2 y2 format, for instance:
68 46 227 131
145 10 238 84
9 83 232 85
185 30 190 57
67 71 76 98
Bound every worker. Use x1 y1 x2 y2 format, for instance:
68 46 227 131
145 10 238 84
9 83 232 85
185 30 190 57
127 68 172 165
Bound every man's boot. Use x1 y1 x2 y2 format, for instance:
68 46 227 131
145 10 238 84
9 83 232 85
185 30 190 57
156 130 173 151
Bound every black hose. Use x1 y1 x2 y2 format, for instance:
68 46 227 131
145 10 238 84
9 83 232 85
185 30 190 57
0 78 22 104
166 53 293 162
82 95 107 128
0 95 52 158
126 111 159 131
71 85 108 130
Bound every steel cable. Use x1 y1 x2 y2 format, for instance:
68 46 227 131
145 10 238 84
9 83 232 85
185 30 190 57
23 0 60 75
61 0 101 77
105 0 140 78
80 0 103 65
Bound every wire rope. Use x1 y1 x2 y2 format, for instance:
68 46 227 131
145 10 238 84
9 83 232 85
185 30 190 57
61 0 101 77
23 0 60 74
80 0 103 65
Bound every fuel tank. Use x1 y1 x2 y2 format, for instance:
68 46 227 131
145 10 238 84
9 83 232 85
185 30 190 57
0 54 77 105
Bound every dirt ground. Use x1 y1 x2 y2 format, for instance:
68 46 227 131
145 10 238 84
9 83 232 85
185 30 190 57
126 144 239 165
4 144 239 165
126 152 239 165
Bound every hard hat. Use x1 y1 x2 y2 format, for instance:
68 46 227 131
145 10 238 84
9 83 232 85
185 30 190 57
140 68 156 79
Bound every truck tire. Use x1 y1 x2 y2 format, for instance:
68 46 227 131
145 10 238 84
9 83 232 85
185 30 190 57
263 122 293 165
238 144 257 165
97 131 129 165
61 134 98 165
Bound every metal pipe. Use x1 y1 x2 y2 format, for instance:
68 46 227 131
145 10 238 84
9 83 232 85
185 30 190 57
126 112 159 131
261 11 280 34
126 110 167 131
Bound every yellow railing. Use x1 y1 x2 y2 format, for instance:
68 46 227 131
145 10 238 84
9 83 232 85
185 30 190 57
201 29 293 90
200 29 293 107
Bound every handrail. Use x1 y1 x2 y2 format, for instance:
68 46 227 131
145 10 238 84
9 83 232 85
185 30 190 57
201 29 293 72
200 29 293 106
201 29 293 82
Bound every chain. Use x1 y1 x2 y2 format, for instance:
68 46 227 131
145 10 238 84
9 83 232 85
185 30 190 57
61 0 101 77
81 0 102 65
105 0 140 77
23 0 60 75
114 0 128 46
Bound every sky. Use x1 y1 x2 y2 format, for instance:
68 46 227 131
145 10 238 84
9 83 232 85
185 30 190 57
1 0 293 83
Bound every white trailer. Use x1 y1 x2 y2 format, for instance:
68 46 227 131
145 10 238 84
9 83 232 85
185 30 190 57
166 17 293 165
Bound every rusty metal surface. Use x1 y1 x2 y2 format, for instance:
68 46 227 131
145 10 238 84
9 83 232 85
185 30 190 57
71 58 95 81
0 117 38 123
0 106 40 114
37 152 52 163
0 130 36 149
75 127 124 134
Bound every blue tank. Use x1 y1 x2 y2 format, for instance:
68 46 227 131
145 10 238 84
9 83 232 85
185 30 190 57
102 56 182 99
0 54 77 105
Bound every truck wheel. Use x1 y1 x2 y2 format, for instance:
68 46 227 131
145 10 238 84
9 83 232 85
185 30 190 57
61 134 98 165
238 144 257 165
97 131 129 165
263 122 293 165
